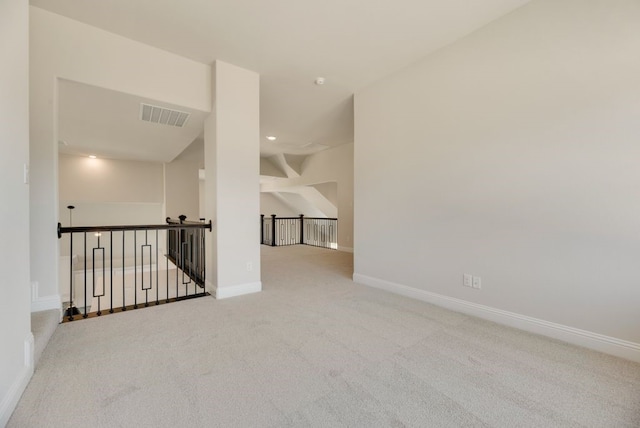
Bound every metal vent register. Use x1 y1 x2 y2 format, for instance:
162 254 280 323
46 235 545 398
140 103 190 127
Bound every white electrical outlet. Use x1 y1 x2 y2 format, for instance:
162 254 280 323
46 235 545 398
246 262 253 272
472 276 482 289
463 274 473 287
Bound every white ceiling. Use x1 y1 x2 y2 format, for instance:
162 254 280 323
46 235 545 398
58 79 207 162
34 0 531 160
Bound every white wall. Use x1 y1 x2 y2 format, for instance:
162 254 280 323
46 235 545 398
59 154 164 205
165 159 201 221
354 0 640 359
262 143 354 250
260 193 300 217
205 61 261 298
0 0 33 424
312 182 338 207
30 7 211 308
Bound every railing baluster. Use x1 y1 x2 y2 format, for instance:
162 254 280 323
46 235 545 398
142 230 150 307
166 229 170 303
93 232 105 316
110 231 114 313
175 232 179 300
68 231 74 321
134 229 138 309
122 231 126 311
271 214 276 246
83 232 88 318
201 227 206 294
156 230 159 305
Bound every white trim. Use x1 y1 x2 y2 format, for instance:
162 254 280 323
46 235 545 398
353 273 640 363
215 281 262 299
0 334 34 427
338 246 353 253
24 332 34 368
205 279 215 296
31 294 61 313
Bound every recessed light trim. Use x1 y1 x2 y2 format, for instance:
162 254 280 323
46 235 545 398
266 136 277 141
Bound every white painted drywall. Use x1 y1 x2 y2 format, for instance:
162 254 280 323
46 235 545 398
205 61 261 295
30 7 211 306
263 191 327 218
261 143 354 250
0 0 33 424
354 0 640 344
260 158 287 178
59 154 164 204
260 193 300 217
312 182 338 208
165 159 200 221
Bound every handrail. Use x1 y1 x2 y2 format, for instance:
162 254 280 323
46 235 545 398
57 220 212 238
266 217 338 220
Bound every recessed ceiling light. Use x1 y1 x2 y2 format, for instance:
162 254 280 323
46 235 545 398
315 77 326 85
88 155 97 159
266 136 277 141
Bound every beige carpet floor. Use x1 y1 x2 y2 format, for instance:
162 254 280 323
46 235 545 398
9 245 640 427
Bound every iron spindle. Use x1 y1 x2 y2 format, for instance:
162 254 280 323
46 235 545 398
110 231 114 313
122 231 126 310
134 230 138 309
83 232 88 318
156 230 159 305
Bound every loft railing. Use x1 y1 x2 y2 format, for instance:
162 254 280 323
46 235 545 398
166 215 206 287
57 217 212 322
261 214 338 250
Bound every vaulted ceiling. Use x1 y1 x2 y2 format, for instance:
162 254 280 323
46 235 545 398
32 0 530 160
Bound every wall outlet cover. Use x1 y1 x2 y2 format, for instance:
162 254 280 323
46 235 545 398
472 276 482 289
463 274 473 287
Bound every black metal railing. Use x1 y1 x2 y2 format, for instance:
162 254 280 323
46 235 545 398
260 214 337 250
57 217 212 322
166 215 206 287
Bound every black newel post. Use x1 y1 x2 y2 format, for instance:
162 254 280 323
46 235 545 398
271 214 277 247
299 214 304 244
260 214 264 245
179 214 187 224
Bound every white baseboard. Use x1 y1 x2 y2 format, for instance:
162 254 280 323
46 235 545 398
214 281 262 299
31 294 61 313
0 334 34 427
353 273 640 363
24 332 34 369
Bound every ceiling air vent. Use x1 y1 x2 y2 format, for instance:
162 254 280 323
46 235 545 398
140 103 190 127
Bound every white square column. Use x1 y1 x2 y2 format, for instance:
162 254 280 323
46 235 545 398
204 61 261 298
